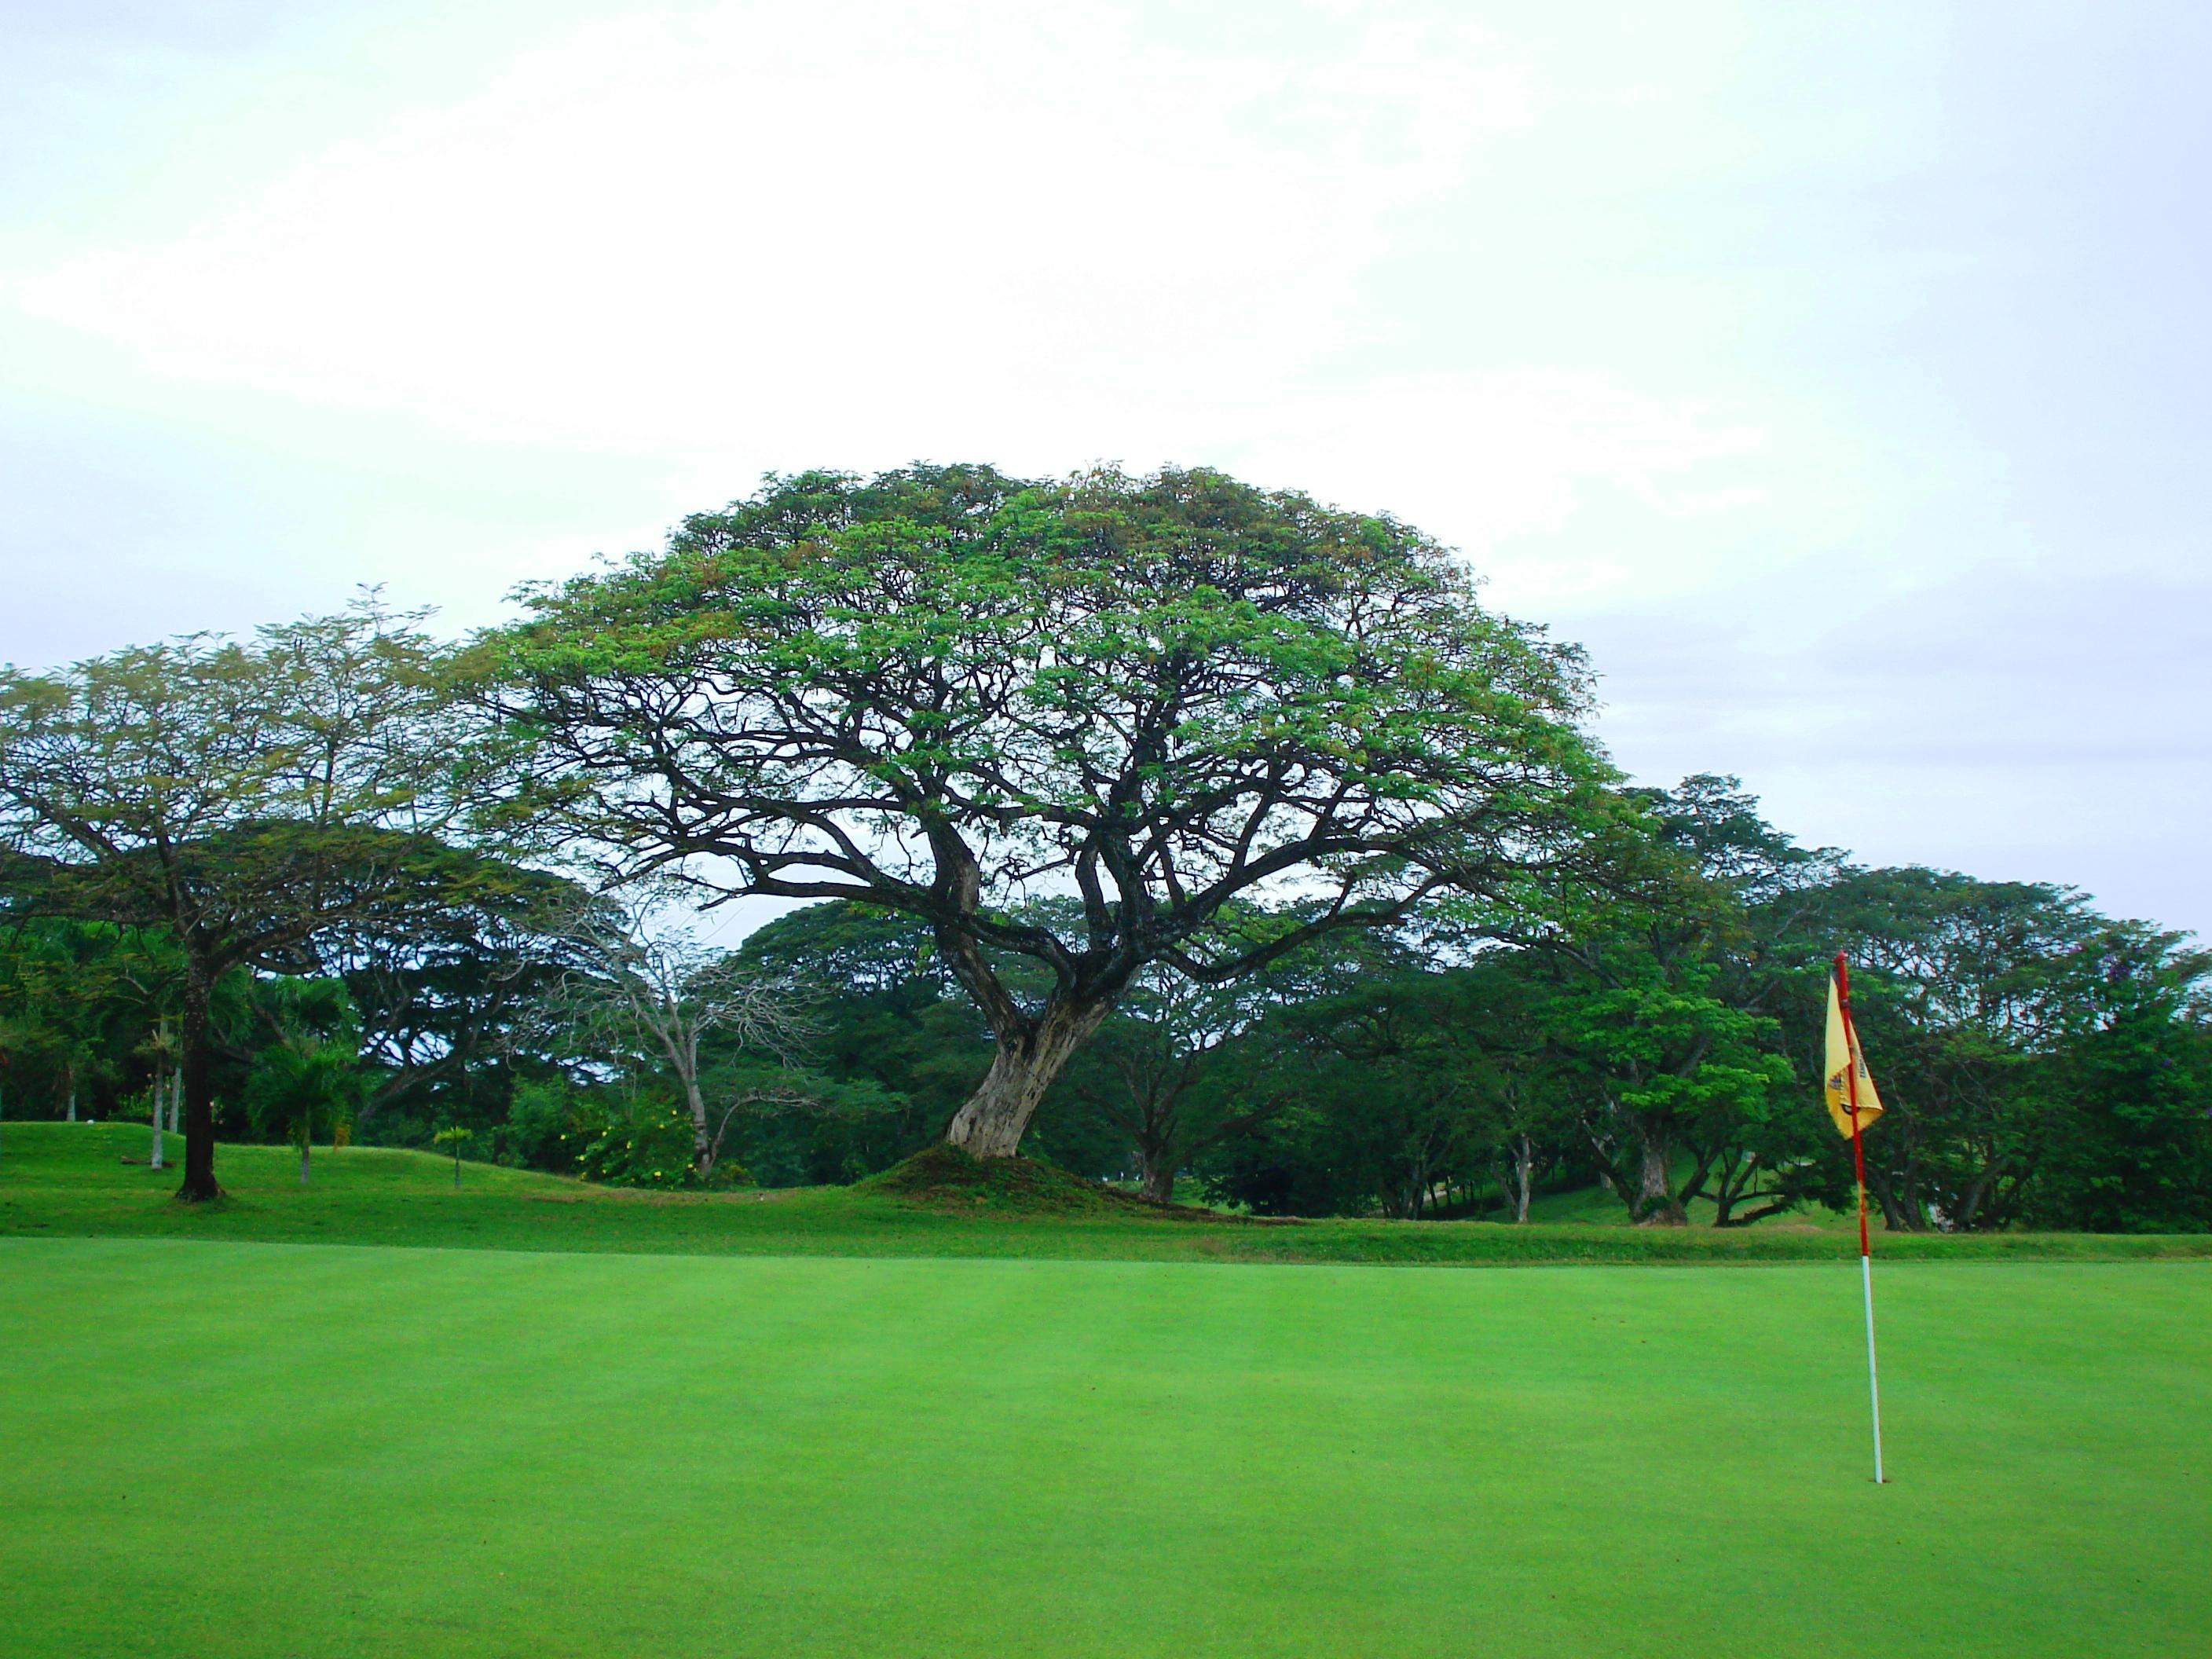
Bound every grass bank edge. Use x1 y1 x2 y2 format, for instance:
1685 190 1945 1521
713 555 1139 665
5 1122 2208 1266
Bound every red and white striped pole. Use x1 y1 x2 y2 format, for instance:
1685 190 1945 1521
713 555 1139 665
1835 950 1885 1483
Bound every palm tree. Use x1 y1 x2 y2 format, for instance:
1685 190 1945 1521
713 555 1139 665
430 1123 473 1188
245 1041 364 1186
142 1018 178 1171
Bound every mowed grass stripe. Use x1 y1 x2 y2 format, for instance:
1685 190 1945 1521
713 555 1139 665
5 1240 2207 1658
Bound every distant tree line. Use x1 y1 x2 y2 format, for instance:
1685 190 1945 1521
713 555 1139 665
2 467 2205 1229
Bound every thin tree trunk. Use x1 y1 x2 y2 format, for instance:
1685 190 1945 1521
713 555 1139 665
67 1063 77 1123
944 999 1111 1158
1514 1135 1533 1224
299 1132 310 1187
682 1071 771 1186
149 1072 165 1170
684 1075 716 1181
175 968 222 1203
1709 1153 1741 1228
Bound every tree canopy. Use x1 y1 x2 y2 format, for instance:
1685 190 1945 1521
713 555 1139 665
0 602 501 1196
477 464 1611 1156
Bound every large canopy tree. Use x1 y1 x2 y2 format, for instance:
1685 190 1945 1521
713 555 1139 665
477 465 1610 1158
0 603 500 1199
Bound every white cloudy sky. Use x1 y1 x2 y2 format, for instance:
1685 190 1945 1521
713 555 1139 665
3 0 2207 936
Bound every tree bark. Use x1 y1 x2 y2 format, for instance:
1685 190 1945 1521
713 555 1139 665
684 1076 716 1182
944 998 1111 1158
1635 1121 1686 1225
1514 1134 1533 1224
1139 1145 1176 1205
1955 1153 2011 1232
1866 1168 1912 1232
175 967 222 1202
1708 1150 1752 1228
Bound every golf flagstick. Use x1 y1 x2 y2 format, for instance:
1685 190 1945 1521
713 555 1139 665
1828 951 1885 1483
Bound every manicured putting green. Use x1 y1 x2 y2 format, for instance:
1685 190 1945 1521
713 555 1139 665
5 1240 2206 1657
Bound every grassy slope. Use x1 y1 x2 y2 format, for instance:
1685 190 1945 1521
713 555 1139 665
4 1236 2207 1658
6 1123 2207 1265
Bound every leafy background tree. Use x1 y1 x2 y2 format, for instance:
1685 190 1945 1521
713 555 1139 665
0 602 500 1197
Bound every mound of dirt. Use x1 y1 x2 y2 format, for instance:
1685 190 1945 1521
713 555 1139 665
860 1144 1258 1222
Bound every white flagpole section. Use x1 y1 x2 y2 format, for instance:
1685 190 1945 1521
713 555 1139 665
1861 1251 1884 1484
1835 951 1888 1485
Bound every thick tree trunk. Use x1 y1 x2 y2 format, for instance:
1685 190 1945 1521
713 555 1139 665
1139 1146 1176 1206
1635 1122 1686 1225
175 969 222 1203
1956 1155 2006 1232
944 1000 1110 1158
1866 1169 1910 1232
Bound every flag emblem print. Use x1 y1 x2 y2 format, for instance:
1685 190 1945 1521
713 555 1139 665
1824 971 1884 1137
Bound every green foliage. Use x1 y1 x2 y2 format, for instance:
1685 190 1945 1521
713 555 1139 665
571 1093 751 1190
475 463 1613 1156
0 921 177 1119
1028 952 1279 1197
494 1077 582 1172
730 901 984 1181
244 1040 366 1152
2025 941 2212 1232
1782 869 2212 1232
0 599 503 1196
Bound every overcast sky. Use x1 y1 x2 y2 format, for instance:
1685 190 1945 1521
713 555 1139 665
3 0 2207 937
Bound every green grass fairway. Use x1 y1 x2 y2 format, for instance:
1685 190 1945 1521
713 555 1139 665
9 1123 2207 1265
2 1242 2206 1658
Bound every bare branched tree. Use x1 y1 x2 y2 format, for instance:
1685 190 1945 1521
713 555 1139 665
529 881 813 1180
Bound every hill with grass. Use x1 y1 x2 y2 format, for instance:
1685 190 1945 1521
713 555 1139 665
5 1122 2205 1265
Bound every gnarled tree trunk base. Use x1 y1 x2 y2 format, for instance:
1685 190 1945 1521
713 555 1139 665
943 1001 1111 1159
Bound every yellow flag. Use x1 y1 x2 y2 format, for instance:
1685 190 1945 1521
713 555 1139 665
1823 970 1884 1137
